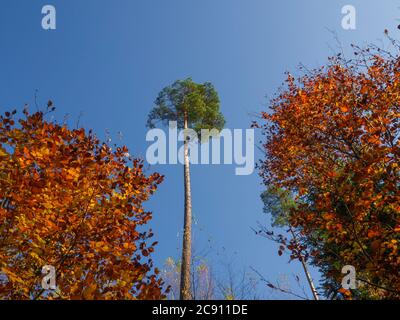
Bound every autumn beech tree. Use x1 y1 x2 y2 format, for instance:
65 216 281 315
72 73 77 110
259 42 400 299
0 107 167 300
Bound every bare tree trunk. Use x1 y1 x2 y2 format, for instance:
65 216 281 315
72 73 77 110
180 111 192 300
289 227 319 300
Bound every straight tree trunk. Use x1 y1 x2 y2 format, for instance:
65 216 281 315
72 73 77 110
180 111 192 300
289 227 319 300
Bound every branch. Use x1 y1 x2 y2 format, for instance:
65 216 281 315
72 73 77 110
250 267 308 300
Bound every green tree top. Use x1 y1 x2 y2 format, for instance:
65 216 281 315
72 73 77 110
147 78 225 135
261 186 298 228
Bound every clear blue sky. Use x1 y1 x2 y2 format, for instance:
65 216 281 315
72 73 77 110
1 0 398 299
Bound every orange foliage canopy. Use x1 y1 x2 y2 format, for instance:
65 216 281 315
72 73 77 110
260 45 399 298
0 109 166 299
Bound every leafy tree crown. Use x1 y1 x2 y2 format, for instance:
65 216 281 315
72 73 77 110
147 78 225 137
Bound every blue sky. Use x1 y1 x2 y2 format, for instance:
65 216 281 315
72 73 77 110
1 0 399 299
